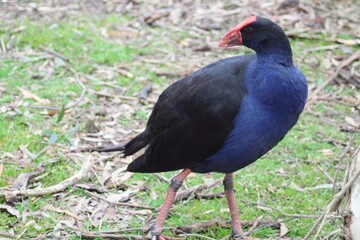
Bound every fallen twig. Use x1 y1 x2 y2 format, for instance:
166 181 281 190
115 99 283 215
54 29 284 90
84 190 156 210
78 230 147 240
241 200 340 219
1 157 92 201
303 44 340 54
244 213 268 236
66 67 87 109
332 133 356 196
0 230 15 238
306 50 360 109
178 231 217 240
27 67 87 112
175 219 280 234
39 45 68 62
304 165 360 239
153 173 170 183
44 205 82 221
196 191 225 199
316 165 335 185
174 179 222 203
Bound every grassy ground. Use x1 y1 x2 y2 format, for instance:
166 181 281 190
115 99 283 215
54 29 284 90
0 6 359 240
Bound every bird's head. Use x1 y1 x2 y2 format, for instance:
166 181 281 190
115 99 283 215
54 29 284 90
218 16 289 54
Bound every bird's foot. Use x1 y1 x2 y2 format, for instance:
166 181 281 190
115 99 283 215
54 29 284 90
151 226 181 240
230 232 244 239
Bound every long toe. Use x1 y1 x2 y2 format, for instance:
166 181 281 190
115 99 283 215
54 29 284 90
231 233 244 239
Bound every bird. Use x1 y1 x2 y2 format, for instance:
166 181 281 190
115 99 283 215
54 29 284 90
93 16 308 239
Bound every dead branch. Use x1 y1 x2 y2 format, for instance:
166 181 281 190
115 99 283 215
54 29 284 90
0 230 14 238
196 191 225 199
306 50 360 109
175 219 280 234
153 173 170 183
1 157 92 201
44 205 82 220
39 45 68 62
27 67 87 112
316 165 335 185
332 133 356 196
78 230 147 240
178 232 216 240
241 200 340 219
304 162 360 239
244 214 268 236
84 190 156 210
343 147 360 239
73 211 147 238
286 31 360 46
66 67 87 110
174 179 222 203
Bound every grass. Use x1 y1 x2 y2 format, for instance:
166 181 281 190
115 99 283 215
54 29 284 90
0 12 359 240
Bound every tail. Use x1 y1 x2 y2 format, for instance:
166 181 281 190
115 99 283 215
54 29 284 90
87 144 125 152
123 131 150 156
86 131 150 156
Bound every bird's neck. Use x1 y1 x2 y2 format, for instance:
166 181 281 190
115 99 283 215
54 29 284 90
255 40 293 67
257 52 293 67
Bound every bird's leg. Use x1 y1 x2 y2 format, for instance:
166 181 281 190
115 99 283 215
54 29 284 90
223 173 243 238
151 168 192 240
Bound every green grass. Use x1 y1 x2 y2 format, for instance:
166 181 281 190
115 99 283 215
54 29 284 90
0 12 359 240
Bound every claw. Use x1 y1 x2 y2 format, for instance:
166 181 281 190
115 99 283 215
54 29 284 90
231 233 244 239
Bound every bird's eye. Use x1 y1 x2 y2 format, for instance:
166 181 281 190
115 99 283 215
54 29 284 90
245 27 253 33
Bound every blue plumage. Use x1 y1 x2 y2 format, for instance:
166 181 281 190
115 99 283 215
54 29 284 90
198 58 307 173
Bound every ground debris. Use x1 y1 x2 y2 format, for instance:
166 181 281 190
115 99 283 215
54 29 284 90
0 0 359 239
176 219 280 234
12 161 46 191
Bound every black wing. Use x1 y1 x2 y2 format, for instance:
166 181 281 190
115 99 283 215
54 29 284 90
127 54 256 173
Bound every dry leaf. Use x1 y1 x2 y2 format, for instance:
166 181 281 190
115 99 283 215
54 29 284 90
104 206 118 221
126 209 152 216
257 203 273 211
345 117 358 127
75 183 107 193
110 167 133 187
310 184 334 190
336 38 360 46
0 204 20 218
13 161 46 190
106 189 139 203
44 205 82 220
290 182 305 192
17 87 51 104
280 223 289 237
90 203 110 226
318 148 334 156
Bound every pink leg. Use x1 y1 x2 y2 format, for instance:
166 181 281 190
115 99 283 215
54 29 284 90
151 169 192 240
223 173 243 237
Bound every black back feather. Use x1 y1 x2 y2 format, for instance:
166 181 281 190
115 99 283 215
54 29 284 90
126 55 255 173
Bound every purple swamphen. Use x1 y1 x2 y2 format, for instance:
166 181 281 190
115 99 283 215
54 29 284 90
94 16 308 239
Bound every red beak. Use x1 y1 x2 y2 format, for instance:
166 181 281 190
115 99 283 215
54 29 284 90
218 16 257 48
218 31 242 48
